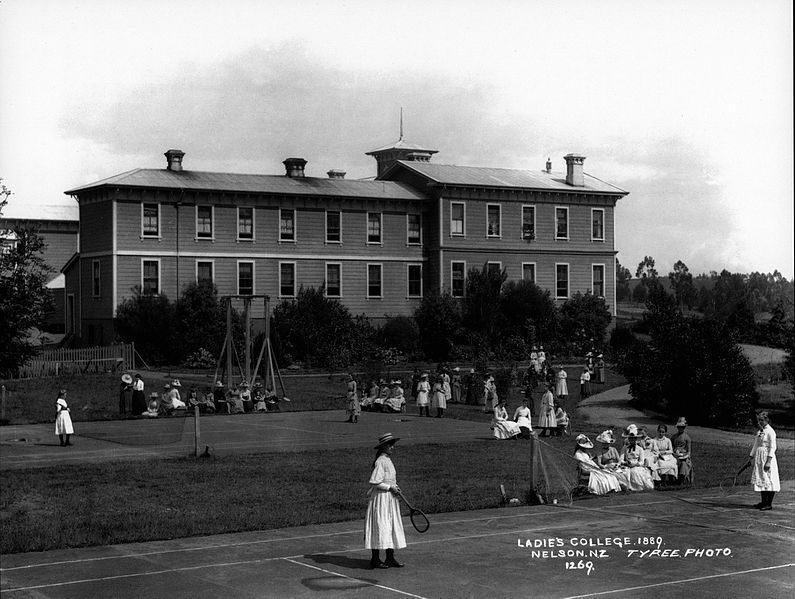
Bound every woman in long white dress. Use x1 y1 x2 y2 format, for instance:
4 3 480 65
54 389 74 447
538 383 557 437
416 374 430 417
620 425 655 491
492 400 521 439
748 411 780 510
651 424 678 485
513 397 534 439
574 434 621 495
555 368 568 399
431 376 447 418
364 433 406 569
595 430 629 490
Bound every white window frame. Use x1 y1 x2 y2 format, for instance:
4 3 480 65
325 210 342 244
555 262 570 299
279 208 296 243
237 206 255 242
592 263 606 298
591 208 605 242
521 262 537 283
451 260 466 298
237 260 255 296
196 260 214 284
450 202 466 237
366 263 383 298
406 213 422 245
325 262 342 298
555 206 569 240
92 259 101 298
278 261 296 298
141 203 161 238
486 261 502 274
195 205 214 240
367 212 382 245
406 263 423 298
521 204 536 240
141 258 161 295
486 203 502 238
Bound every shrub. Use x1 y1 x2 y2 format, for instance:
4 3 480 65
558 292 612 355
414 292 462 361
380 316 419 354
115 288 175 364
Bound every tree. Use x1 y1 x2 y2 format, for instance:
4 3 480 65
0 223 54 376
616 259 632 302
499 279 558 348
462 264 507 340
380 316 420 355
669 260 696 310
414 291 462 361
635 256 658 281
558 292 612 355
172 281 228 363
115 288 176 364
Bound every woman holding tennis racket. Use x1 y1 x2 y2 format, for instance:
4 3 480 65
365 433 407 569
748 411 780 511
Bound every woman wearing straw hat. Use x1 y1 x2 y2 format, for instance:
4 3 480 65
365 433 406 569
119 373 133 415
416 373 430 417
537 382 557 437
54 389 74 447
671 417 692 485
620 425 655 491
595 430 629 490
574 434 621 495
747 411 779 510
345 373 360 423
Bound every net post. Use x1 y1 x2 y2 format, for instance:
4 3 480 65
193 404 201 457
529 432 535 495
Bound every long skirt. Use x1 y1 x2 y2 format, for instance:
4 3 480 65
625 466 655 491
347 393 361 417
555 378 568 397
55 412 74 435
751 447 780 492
364 490 406 550
656 455 678 477
493 420 521 439
586 470 622 495
416 391 429 407
432 391 447 410
131 390 147 415
451 383 461 403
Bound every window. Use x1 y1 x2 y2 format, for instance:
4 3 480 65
555 207 569 239
326 211 341 243
407 264 422 298
197 261 213 284
487 204 501 237
326 263 341 297
367 213 381 244
367 264 382 298
196 206 213 239
238 262 254 295
142 260 160 295
451 202 465 236
522 263 536 283
451 261 466 297
280 209 295 241
279 262 295 297
522 206 536 240
556 263 569 299
487 261 502 274
593 264 605 298
238 207 254 240
407 214 421 245
92 260 100 297
142 203 159 237
592 208 605 241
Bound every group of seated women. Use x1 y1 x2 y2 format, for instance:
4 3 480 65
360 379 406 413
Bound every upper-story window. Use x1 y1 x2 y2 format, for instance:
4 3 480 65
407 214 421 245
451 202 465 236
487 204 501 237
592 264 605 298
592 208 605 241
196 206 213 239
92 260 101 297
367 213 382 244
555 207 569 240
326 263 341 297
238 262 254 295
142 203 159 237
142 259 160 295
326 211 341 243
280 209 295 242
407 264 423 298
238 207 254 241
522 206 536 240
451 261 466 297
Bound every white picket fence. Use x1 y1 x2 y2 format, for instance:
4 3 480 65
19 344 135 378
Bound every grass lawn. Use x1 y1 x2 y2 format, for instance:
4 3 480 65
2 431 791 554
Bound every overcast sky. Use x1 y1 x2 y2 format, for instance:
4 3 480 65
1 0 792 278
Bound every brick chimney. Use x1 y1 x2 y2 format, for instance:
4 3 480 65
283 158 307 178
327 169 346 179
545 157 552 173
564 154 585 186
165 149 185 172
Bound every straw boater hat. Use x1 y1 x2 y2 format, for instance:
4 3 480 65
121 373 133 384
676 417 687 428
421 372 428 379
375 432 400 449
596 430 615 444
576 434 594 449
622 424 639 438
171 379 181 388
215 380 224 388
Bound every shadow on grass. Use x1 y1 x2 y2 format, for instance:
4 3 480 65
305 553 373 571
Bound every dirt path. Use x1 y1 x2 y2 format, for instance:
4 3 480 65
577 384 795 450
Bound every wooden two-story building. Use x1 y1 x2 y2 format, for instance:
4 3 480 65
63 140 627 345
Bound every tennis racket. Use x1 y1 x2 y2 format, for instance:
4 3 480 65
719 461 751 495
398 491 430 533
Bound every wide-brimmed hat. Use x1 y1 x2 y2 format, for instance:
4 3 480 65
421 373 428 379
597 353 603 358
149 392 159 399
453 367 460 372
375 432 400 449
394 379 402 385
576 434 594 449
215 380 224 388
676 417 687 428
240 381 249 388
596 430 615 444
163 383 171 390
622 424 639 438
254 382 263 388
171 379 181 388
121 373 133 384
